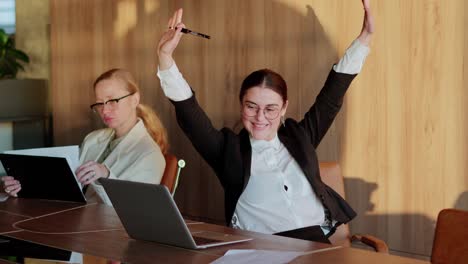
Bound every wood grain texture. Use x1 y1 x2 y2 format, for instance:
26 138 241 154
341 0 467 256
293 247 428 264
1 198 332 263
49 0 468 257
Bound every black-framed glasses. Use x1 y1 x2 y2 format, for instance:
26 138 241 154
242 101 282 120
90 92 135 112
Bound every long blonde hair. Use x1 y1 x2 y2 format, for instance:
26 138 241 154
94 69 169 154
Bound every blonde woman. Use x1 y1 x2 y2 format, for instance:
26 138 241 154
2 69 168 205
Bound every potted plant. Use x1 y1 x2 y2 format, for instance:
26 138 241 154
0 28 50 148
0 28 30 78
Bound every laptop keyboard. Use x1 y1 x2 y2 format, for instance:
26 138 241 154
193 236 223 245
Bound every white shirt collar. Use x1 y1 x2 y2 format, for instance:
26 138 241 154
249 134 281 152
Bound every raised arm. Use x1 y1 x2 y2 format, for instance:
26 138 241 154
156 9 225 171
299 0 375 147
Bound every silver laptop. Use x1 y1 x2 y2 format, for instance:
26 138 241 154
100 178 252 249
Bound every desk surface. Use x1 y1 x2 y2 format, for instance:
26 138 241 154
0 198 428 263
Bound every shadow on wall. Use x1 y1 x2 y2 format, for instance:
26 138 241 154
344 177 453 257
454 191 468 210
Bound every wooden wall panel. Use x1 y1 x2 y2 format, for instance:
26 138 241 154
341 0 467 256
50 0 468 257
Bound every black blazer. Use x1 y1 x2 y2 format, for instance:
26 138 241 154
172 68 357 226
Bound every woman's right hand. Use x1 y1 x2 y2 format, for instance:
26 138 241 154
157 8 186 70
1 176 21 197
357 0 374 46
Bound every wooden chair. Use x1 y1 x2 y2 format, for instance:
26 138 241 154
160 154 185 195
431 208 468 264
319 162 389 253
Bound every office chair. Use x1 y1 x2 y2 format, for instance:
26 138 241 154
431 208 468 264
319 162 389 253
161 154 185 195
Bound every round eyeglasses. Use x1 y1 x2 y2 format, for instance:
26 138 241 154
242 102 282 120
90 92 135 112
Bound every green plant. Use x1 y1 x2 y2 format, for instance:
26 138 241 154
0 28 29 79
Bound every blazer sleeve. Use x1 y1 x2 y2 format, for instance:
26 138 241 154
107 149 165 184
298 68 357 148
171 94 225 172
91 149 165 205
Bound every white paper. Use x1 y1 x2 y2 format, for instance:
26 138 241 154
4 146 79 171
3 146 82 188
210 249 305 264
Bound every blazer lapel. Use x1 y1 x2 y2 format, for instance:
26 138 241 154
103 119 146 167
102 141 120 167
87 131 114 162
278 132 312 180
239 129 252 190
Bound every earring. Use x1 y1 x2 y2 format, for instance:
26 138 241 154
281 116 285 127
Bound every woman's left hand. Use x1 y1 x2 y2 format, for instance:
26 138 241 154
75 161 110 186
358 0 374 46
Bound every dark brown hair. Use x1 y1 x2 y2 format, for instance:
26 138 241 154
239 69 288 103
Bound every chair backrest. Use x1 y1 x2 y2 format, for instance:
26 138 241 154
318 161 350 247
431 208 468 264
161 154 183 195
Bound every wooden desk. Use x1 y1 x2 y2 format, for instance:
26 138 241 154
0 198 428 263
292 247 428 263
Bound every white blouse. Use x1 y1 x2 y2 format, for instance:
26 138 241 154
230 135 326 234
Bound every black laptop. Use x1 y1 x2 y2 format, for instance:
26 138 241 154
0 153 86 203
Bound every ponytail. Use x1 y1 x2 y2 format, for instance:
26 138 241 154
137 104 169 154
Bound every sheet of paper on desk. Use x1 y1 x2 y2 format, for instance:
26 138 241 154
3 146 81 187
210 249 305 264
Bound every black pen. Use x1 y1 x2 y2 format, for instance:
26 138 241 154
177 27 211 39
